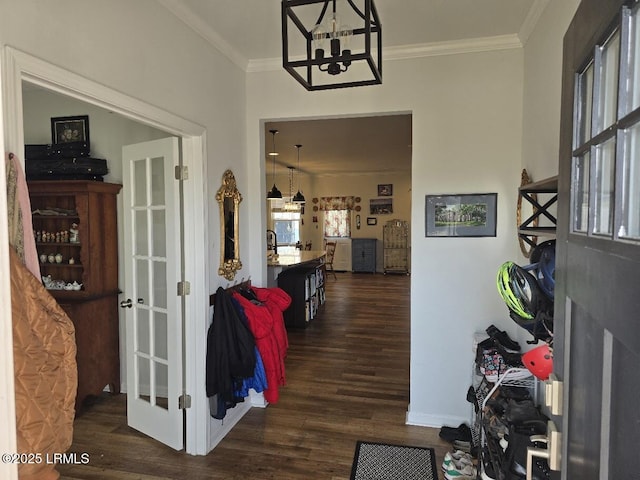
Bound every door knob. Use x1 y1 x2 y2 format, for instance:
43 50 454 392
120 299 133 308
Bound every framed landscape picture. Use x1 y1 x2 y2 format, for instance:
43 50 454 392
425 193 497 237
370 198 393 215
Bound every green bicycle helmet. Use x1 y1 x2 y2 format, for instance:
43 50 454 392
497 261 554 343
497 261 534 320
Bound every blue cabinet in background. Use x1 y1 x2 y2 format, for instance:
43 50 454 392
351 238 376 273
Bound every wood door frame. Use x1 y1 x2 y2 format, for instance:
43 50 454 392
1 46 210 455
0 53 18 480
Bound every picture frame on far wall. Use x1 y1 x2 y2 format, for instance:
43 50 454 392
425 193 497 237
370 198 393 215
51 115 90 147
367 217 377 226
377 183 393 196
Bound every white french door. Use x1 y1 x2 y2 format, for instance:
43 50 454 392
121 137 183 450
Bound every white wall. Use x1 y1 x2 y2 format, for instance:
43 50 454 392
0 0 249 286
518 0 581 347
21 87 169 183
247 47 526 425
522 0 581 182
0 0 247 455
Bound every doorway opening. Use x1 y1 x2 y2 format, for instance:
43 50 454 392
4 47 209 454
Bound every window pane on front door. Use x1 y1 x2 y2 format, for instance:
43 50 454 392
593 138 616 236
622 122 640 239
595 30 620 134
573 152 590 233
626 5 640 113
576 63 594 147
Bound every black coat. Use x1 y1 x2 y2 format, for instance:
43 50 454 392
206 287 256 418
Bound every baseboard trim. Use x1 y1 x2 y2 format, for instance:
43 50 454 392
207 401 252 452
405 410 470 428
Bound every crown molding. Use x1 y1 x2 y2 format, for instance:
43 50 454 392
382 34 523 61
156 0 248 71
518 0 551 45
247 34 523 73
159 0 527 74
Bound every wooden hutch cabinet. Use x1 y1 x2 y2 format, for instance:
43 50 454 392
28 180 122 413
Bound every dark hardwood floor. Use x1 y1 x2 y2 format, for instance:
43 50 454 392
59 272 451 479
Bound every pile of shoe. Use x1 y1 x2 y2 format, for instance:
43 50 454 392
438 423 474 455
476 325 527 382
481 384 550 479
441 450 476 480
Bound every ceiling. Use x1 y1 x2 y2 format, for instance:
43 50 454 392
264 115 412 176
163 0 540 175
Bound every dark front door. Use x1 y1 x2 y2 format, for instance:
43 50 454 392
556 0 640 478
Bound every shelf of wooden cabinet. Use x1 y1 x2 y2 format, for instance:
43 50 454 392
28 180 122 414
518 174 558 251
36 242 81 247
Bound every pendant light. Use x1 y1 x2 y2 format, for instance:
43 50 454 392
282 0 382 91
292 144 306 204
267 129 282 200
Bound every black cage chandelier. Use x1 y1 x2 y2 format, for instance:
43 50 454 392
282 0 382 91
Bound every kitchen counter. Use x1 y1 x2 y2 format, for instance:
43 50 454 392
268 249 326 267
267 250 326 287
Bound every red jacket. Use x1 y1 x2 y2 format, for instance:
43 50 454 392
232 287 291 403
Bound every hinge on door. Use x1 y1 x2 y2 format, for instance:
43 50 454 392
178 394 191 410
174 165 188 180
177 281 191 296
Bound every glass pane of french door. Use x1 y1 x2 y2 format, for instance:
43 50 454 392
595 30 620 134
573 151 590 233
131 156 169 409
622 122 640 239
593 138 616 235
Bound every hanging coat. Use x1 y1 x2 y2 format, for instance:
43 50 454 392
206 287 256 418
232 287 291 404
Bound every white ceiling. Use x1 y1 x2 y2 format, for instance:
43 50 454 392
172 1 543 175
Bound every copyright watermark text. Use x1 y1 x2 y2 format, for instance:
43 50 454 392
2 452 90 465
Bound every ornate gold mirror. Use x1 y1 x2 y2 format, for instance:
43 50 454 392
217 170 242 280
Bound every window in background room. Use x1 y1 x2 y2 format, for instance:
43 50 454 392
324 209 351 238
273 210 301 246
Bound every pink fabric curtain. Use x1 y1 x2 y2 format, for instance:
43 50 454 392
319 196 355 211
323 209 351 238
5 152 40 279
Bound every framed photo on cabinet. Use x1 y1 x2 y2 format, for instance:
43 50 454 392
51 115 90 146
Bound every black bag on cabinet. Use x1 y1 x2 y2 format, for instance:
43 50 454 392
25 142 90 159
25 156 108 181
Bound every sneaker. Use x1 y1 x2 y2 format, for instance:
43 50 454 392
442 450 473 472
452 440 471 453
445 450 473 463
444 462 477 480
442 450 473 473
